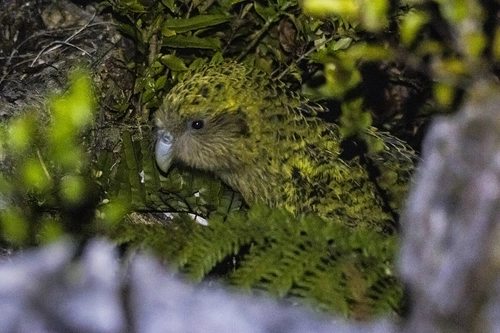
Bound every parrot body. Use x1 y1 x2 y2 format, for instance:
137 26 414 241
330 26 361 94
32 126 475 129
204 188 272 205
155 62 414 232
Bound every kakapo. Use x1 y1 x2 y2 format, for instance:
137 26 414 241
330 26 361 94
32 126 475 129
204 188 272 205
154 62 415 232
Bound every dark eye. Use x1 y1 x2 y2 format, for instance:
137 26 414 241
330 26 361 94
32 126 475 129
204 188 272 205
191 120 204 130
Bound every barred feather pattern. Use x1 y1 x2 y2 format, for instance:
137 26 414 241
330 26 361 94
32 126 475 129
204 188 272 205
155 62 415 232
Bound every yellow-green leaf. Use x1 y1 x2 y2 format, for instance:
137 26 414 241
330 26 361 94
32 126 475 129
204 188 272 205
160 54 189 71
0 209 28 245
163 15 228 33
400 9 429 46
301 0 359 17
163 35 222 50
361 0 388 32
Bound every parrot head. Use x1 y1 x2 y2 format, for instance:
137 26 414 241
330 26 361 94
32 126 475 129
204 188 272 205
154 63 270 181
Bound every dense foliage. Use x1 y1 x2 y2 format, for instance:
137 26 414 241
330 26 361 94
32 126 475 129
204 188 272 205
2 0 499 320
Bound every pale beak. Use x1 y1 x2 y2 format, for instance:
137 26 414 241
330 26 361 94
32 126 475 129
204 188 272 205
155 130 175 173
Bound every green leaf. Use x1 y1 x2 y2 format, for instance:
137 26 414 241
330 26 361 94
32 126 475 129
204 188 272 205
361 0 388 32
160 54 189 71
301 0 359 17
434 82 455 107
400 9 429 46
115 0 146 13
8 115 36 152
156 75 167 90
254 2 278 21
22 158 51 192
162 35 222 50
162 15 228 33
38 218 64 244
0 208 29 245
60 175 86 205
439 0 469 23
333 37 353 51
161 0 175 12
463 31 486 59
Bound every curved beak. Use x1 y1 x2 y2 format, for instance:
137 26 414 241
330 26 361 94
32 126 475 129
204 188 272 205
155 130 175 173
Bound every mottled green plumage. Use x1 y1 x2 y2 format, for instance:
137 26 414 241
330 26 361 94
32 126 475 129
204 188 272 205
155 62 414 231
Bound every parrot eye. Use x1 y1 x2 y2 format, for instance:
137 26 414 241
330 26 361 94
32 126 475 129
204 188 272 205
191 120 204 130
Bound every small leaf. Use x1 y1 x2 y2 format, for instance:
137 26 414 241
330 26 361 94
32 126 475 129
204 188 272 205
156 75 167 90
463 31 486 59
98 198 129 227
439 0 468 23
190 58 208 70
161 0 175 12
360 0 388 32
0 209 28 245
438 58 467 76
22 158 51 191
38 218 64 244
60 175 86 205
301 0 359 17
434 82 455 107
8 115 36 152
400 9 429 46
142 89 156 103
162 15 228 33
255 2 277 21
160 54 188 71
162 35 222 50
162 27 176 37
333 37 353 51
211 52 224 63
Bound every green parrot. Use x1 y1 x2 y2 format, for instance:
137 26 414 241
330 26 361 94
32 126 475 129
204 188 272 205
154 61 415 232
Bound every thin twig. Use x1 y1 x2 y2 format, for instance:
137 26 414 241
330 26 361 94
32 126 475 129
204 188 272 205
30 11 97 67
31 41 94 66
275 35 337 81
36 149 52 181
236 2 293 62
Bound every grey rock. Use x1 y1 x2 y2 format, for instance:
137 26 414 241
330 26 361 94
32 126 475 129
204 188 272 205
0 238 395 333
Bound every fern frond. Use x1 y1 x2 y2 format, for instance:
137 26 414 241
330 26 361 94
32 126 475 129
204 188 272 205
107 130 402 318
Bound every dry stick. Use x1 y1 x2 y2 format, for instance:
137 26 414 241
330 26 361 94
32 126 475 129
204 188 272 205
274 35 337 81
222 4 251 54
32 41 94 65
36 149 52 181
30 11 98 67
0 21 115 86
0 58 36 87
